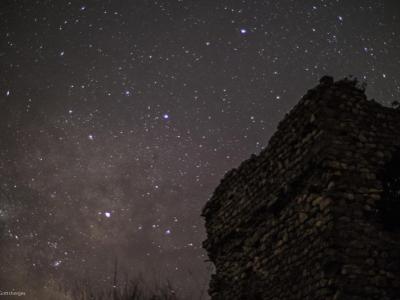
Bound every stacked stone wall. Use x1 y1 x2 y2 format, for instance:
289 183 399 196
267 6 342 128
202 77 400 299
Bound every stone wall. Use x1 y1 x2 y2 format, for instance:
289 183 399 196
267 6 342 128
202 77 400 299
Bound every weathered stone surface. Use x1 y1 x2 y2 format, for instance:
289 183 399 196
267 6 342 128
202 77 400 299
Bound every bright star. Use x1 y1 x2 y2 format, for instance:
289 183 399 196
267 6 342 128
53 260 62 267
88 134 94 140
104 212 111 218
163 114 169 119
240 28 247 34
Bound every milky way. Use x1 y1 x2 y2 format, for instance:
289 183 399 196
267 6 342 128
0 0 399 299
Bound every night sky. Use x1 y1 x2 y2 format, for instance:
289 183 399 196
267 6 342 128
1 0 399 299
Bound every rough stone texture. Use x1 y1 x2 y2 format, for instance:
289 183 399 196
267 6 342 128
202 77 400 300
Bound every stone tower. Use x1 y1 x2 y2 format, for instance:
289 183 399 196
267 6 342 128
202 77 400 299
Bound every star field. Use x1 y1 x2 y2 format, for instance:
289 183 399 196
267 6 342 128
0 0 399 298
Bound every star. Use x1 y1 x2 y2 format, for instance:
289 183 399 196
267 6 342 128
53 260 62 267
